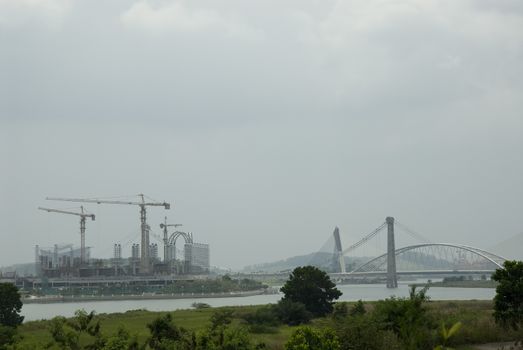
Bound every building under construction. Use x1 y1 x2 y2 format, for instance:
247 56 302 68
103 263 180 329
36 194 210 278
35 235 210 279
35 244 90 278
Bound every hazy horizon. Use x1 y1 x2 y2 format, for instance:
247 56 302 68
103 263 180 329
1 0 522 269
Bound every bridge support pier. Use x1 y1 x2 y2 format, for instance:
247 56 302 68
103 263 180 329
386 217 398 288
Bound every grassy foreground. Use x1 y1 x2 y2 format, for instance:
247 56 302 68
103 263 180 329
16 301 523 349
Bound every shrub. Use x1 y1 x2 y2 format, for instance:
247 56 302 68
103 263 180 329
241 306 280 333
350 300 366 317
285 326 340 350
0 325 17 349
333 314 401 350
209 309 234 331
372 286 435 350
192 302 211 310
275 299 312 326
147 313 195 350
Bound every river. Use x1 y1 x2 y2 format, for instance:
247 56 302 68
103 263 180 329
21 282 495 321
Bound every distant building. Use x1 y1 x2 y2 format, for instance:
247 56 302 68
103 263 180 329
131 244 140 259
165 244 176 262
149 243 158 260
113 244 122 259
185 243 210 274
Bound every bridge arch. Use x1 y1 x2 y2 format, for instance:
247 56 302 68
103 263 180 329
168 231 193 246
350 243 506 274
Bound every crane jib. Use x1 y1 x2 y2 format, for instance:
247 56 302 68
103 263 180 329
46 197 170 209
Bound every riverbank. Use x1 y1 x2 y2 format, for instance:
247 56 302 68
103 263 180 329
22 288 272 304
410 280 498 288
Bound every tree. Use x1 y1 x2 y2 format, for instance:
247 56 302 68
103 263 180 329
0 283 24 327
280 266 342 317
492 260 523 330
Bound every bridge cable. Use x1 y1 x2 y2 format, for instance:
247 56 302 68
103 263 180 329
306 233 336 269
342 222 387 255
394 221 432 244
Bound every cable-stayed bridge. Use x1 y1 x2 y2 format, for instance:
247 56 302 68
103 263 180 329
323 217 507 288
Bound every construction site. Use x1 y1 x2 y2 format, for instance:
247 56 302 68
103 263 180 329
34 194 210 279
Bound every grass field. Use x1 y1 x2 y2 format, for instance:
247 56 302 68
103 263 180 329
15 300 523 349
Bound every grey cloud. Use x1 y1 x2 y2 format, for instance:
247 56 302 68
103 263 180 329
1 0 522 268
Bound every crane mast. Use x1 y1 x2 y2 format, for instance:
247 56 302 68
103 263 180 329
159 217 182 263
38 206 95 265
46 194 171 274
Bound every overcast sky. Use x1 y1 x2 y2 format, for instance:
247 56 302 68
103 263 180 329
1 0 522 269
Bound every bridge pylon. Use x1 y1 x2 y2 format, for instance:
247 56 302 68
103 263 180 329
333 227 346 273
386 216 398 288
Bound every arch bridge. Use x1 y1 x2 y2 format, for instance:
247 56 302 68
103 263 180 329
331 217 507 288
347 243 505 275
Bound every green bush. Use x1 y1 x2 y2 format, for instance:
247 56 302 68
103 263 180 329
333 314 401 350
332 303 348 320
47 310 105 350
285 326 340 350
372 286 435 350
209 309 234 331
147 313 189 349
240 306 280 333
350 300 366 317
192 303 211 310
275 299 312 326
0 325 17 350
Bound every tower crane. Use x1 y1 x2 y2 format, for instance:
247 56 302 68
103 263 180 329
46 194 170 274
159 217 182 263
38 206 95 265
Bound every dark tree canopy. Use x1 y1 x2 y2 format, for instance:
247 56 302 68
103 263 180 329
0 283 24 327
276 299 312 325
280 266 342 317
492 260 523 330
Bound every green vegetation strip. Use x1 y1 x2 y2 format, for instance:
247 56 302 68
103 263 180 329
15 301 523 349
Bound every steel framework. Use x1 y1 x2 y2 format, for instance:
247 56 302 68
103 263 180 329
350 243 507 274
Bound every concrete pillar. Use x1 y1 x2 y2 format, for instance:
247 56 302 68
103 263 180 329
386 217 398 288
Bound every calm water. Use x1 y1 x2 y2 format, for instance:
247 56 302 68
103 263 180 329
21 282 495 321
